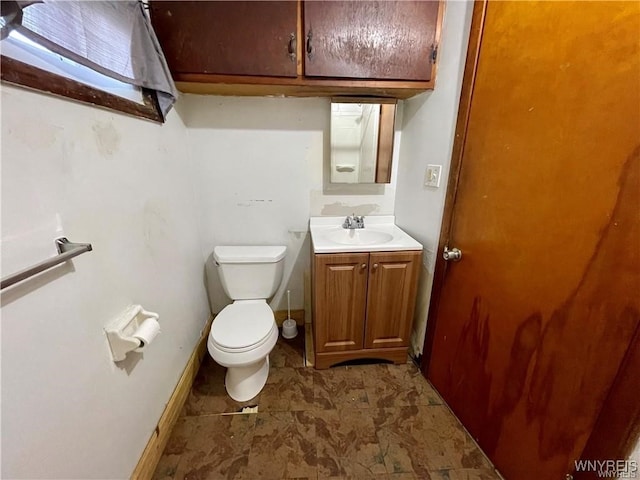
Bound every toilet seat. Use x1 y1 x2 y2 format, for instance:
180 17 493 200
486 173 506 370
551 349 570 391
212 324 276 353
211 300 275 351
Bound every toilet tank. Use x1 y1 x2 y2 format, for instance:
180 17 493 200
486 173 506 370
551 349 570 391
213 246 286 300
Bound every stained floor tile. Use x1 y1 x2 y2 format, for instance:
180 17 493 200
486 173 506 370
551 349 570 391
363 363 443 408
429 469 503 480
374 406 493 475
153 414 256 480
152 453 180 480
317 472 422 479
313 366 369 410
259 367 315 412
240 411 316 479
154 332 501 480
271 330 307 368
318 475 408 480
181 356 259 416
315 408 387 478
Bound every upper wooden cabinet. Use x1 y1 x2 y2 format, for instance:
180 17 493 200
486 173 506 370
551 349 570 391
304 1 440 81
149 1 298 77
149 1 443 99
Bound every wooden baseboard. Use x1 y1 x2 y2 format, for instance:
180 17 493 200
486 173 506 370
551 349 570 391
274 309 305 326
131 316 213 480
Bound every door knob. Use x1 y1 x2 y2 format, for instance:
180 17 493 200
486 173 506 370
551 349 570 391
361 263 367 269
443 246 462 262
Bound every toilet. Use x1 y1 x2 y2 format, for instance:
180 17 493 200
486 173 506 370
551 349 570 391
207 245 286 402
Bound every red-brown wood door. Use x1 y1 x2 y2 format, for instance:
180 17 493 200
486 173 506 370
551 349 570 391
313 253 368 353
303 1 440 81
364 251 421 349
150 1 298 77
425 2 640 480
575 321 640 479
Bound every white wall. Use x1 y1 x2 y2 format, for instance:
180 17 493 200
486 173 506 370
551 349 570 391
0 85 210 479
181 96 401 313
394 0 473 355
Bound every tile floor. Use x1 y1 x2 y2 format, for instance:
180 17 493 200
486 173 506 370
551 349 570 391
153 328 501 480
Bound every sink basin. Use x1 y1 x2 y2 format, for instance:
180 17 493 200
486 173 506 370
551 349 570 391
324 228 394 246
310 216 423 253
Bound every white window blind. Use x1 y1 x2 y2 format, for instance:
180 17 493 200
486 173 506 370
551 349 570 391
1 0 176 118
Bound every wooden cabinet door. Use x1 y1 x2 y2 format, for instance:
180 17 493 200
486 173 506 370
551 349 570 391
313 253 369 353
303 1 440 81
150 1 298 77
364 251 421 349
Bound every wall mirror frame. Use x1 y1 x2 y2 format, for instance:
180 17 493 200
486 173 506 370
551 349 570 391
330 97 397 184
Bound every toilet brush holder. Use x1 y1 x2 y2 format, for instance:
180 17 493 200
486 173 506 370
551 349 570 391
282 289 297 339
282 318 298 339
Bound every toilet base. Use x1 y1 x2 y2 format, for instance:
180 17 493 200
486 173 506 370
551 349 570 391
225 356 270 402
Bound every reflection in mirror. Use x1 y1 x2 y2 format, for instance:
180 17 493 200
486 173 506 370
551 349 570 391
330 98 397 184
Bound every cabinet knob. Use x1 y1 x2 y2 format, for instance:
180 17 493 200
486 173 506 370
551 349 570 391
288 33 296 62
373 263 379 270
306 29 313 59
361 263 367 269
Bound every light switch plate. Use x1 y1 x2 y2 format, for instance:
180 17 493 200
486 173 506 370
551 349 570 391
424 164 442 187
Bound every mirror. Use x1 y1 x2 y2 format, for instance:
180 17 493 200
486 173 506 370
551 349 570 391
330 98 397 184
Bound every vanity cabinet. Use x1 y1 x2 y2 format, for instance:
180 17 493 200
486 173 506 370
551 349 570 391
149 0 443 99
312 250 421 369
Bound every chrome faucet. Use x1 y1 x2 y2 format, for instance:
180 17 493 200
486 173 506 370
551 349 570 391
343 213 365 229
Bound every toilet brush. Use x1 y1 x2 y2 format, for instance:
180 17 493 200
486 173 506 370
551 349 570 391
282 290 298 339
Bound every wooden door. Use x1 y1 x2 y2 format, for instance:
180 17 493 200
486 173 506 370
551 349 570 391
575 321 640 479
313 253 368 353
425 2 640 480
150 1 298 77
365 251 421 349
303 1 440 81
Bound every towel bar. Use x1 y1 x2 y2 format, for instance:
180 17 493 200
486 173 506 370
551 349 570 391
0 237 93 290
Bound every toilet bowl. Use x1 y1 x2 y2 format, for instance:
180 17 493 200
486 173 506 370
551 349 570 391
208 300 279 401
207 245 286 402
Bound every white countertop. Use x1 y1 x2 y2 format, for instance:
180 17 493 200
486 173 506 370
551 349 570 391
310 216 423 253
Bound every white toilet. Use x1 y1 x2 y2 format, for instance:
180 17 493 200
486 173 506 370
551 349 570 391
207 245 286 402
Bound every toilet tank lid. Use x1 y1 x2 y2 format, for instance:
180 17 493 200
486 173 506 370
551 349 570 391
214 246 287 264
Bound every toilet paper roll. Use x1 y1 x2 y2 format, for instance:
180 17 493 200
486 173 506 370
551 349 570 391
133 317 161 352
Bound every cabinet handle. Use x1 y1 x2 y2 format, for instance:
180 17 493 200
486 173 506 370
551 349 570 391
288 33 296 62
361 263 367 269
306 29 313 60
373 263 379 270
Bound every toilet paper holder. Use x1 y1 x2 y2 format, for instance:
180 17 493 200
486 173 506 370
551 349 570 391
105 305 160 362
